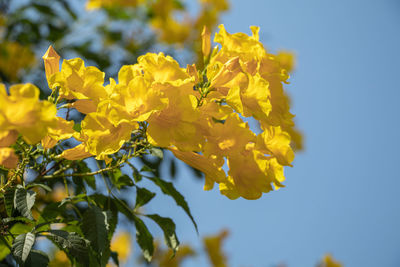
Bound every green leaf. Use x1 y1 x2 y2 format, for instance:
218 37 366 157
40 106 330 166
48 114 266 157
149 147 163 159
75 162 97 191
132 166 142 183
111 196 135 221
110 251 119 267
169 159 176 178
12 232 35 263
133 216 154 262
110 169 134 190
47 230 89 255
134 187 156 209
81 206 109 254
37 202 65 226
146 176 198 233
146 214 179 253
47 231 89 264
4 187 15 217
2 216 33 225
140 165 155 173
0 236 11 261
73 122 81 132
14 187 36 220
25 250 49 267
10 223 32 236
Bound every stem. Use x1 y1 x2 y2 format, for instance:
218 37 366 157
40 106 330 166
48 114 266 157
42 162 124 179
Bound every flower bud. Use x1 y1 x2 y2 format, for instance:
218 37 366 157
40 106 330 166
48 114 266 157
201 26 211 58
42 45 60 82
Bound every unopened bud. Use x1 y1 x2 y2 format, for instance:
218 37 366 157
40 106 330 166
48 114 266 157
201 26 211 58
186 64 199 83
42 45 60 82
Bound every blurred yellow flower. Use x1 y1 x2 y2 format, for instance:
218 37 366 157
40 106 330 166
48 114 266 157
49 250 70 267
0 130 18 147
320 254 343 267
0 42 35 82
41 117 76 149
110 231 131 262
0 147 18 169
0 83 57 144
203 229 229 267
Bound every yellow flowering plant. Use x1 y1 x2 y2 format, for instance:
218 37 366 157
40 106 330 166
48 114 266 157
0 23 300 266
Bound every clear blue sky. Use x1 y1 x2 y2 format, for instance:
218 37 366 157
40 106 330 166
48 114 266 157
145 1 400 266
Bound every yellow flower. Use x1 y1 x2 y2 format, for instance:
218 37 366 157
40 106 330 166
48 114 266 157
203 113 255 159
48 58 108 102
110 231 131 262
138 53 193 86
212 24 266 66
146 90 202 151
86 0 142 9
169 147 226 191
151 17 191 44
156 244 195 267
256 126 294 166
41 117 76 149
209 56 242 89
0 83 57 144
223 149 274 200
59 143 92 161
123 75 167 121
80 101 137 161
320 254 343 267
42 45 60 83
203 230 229 267
199 0 229 11
0 147 18 169
277 51 295 73
49 250 70 267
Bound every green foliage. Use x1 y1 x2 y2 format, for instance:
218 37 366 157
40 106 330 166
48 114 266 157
81 206 109 254
133 215 154 262
146 176 198 233
14 186 36 220
12 232 35 263
146 214 180 254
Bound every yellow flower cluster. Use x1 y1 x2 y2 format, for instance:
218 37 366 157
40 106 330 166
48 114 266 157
170 25 298 199
0 83 57 169
42 24 297 199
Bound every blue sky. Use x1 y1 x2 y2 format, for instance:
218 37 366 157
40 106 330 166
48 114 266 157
146 1 400 266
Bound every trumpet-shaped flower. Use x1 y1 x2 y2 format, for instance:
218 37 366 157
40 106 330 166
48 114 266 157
80 101 138 161
41 117 76 149
203 113 255 159
256 126 294 166
48 58 108 102
170 147 226 190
